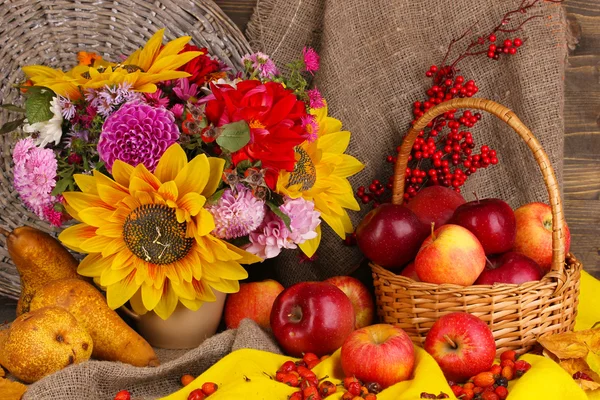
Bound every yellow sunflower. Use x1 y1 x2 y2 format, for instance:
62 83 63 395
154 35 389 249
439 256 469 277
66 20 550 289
276 102 364 257
22 29 201 100
59 144 261 320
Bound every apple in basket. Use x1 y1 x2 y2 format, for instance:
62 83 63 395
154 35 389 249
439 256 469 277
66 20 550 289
414 224 486 286
224 279 284 330
341 324 415 389
406 185 466 227
324 275 375 329
513 202 571 272
400 262 420 281
270 282 355 357
424 312 496 382
449 198 516 255
475 252 544 285
355 203 428 270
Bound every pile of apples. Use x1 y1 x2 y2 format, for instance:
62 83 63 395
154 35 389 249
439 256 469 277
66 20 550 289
356 186 571 286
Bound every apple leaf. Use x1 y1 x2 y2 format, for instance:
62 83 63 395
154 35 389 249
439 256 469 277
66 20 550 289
51 177 74 196
267 201 291 230
0 117 26 135
0 104 26 113
215 120 250 153
207 189 225 204
25 88 55 124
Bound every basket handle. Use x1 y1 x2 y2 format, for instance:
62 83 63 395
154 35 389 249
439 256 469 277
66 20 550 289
392 97 567 279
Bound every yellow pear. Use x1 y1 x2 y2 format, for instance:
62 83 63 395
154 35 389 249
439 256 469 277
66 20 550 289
0 306 92 383
30 278 159 367
1 226 81 315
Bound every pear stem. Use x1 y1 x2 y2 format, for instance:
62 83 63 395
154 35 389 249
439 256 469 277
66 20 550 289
430 222 437 241
0 227 10 237
444 334 458 349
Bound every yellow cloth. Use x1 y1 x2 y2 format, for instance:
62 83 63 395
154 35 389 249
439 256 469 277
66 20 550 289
163 271 600 400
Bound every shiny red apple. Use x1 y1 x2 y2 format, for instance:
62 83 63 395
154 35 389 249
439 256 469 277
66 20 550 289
449 198 516 255
356 203 428 270
475 252 544 285
415 224 486 286
341 324 415 388
324 276 374 329
270 282 355 357
424 312 496 382
224 279 284 330
400 262 420 281
406 186 466 227
513 202 571 272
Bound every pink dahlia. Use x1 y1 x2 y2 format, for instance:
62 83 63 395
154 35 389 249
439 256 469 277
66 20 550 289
12 137 58 219
97 102 180 172
207 185 266 239
246 212 297 259
302 47 320 75
280 197 321 244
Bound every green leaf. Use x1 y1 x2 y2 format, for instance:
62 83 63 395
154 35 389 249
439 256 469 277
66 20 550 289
25 88 55 124
215 120 251 153
207 188 225 204
52 177 74 196
1 104 26 113
267 201 291 230
236 159 252 173
0 117 26 134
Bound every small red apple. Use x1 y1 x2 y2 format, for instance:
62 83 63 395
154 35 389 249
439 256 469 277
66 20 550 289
341 324 415 388
400 262 420 281
224 279 284 330
424 312 496 382
406 186 466 227
324 276 375 329
415 224 486 286
475 252 544 285
513 202 571 272
449 198 516 255
270 282 355 357
356 203 428 270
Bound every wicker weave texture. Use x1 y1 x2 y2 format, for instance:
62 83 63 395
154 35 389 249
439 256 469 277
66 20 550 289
372 98 581 353
0 0 252 299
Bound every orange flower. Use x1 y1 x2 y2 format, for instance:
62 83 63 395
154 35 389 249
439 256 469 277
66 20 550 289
77 51 101 67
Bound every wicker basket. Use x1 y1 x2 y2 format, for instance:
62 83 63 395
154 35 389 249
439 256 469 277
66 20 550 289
0 0 252 300
371 97 581 354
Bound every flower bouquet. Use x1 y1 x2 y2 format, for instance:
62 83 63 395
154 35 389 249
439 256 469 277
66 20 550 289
2 29 364 320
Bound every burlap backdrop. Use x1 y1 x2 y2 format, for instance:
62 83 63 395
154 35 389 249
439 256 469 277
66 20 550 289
8 1 568 399
247 0 567 286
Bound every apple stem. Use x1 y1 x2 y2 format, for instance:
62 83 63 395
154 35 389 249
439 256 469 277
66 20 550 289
444 334 458 350
0 227 9 237
431 222 437 241
485 256 493 268
473 191 480 203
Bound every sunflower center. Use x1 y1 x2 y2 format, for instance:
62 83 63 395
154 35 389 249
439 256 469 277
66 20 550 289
123 204 193 265
288 147 316 191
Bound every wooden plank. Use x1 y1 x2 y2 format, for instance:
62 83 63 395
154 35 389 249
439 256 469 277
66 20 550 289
213 0 255 32
564 159 600 199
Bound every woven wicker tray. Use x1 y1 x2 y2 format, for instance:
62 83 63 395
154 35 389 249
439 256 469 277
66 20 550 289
0 0 252 299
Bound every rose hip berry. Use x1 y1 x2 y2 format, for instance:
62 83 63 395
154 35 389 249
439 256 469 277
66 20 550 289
319 381 337 397
187 389 206 400
181 374 195 387
201 382 218 395
113 390 131 400
500 350 516 362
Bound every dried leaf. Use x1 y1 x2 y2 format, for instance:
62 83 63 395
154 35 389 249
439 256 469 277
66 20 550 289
0 377 27 400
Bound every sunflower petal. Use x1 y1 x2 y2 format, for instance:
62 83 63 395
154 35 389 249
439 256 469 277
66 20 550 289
59 224 97 252
331 154 364 178
129 289 149 315
102 238 127 257
299 224 321 258
207 278 239 294
171 280 196 301
74 174 98 194
106 270 141 309
202 157 226 197
130 164 161 191
101 263 135 286
179 297 204 311
153 281 178 320
78 207 114 227
63 192 110 215
141 282 163 311
158 180 179 203
80 234 115 253
317 131 351 154
78 253 114 277
177 192 205 217
175 154 210 196
112 160 135 188
192 279 217 302
154 144 187 183
202 259 248 281
194 209 216 237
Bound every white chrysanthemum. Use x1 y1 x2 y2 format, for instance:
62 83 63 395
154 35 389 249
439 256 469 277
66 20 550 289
23 96 64 147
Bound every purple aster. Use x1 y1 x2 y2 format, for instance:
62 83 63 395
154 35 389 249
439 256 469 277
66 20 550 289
173 78 199 102
58 96 76 120
97 102 180 172
301 114 319 142
170 103 184 119
12 137 58 219
116 82 144 103
258 59 279 79
302 47 320 75
307 88 325 109
207 184 266 239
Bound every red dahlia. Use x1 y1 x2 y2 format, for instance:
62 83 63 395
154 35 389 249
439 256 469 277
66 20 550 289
205 80 310 188
178 44 221 86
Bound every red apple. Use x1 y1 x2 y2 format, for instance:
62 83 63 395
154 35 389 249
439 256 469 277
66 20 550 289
475 252 544 285
324 276 375 329
449 198 516 255
513 202 571 272
341 324 415 388
400 262 420 281
356 203 428 270
224 279 284 330
270 282 355 357
415 224 486 286
424 312 496 382
406 186 466 227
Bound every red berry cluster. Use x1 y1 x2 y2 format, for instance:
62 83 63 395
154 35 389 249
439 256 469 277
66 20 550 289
486 35 524 59
275 353 331 399
187 382 218 400
420 392 449 399
449 350 532 400
113 390 131 400
338 377 380 400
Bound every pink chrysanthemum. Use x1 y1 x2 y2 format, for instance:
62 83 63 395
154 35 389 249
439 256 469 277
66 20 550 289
12 137 58 219
301 114 319 142
280 196 321 243
302 47 320 75
307 88 325 109
170 103 184 119
97 102 180 172
207 185 266 239
43 197 68 227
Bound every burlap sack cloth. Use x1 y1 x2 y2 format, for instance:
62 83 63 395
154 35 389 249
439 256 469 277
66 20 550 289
20 1 567 398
